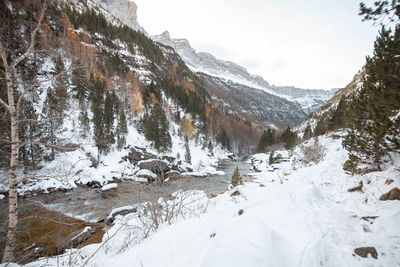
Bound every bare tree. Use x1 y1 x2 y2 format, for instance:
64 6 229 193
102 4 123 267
0 1 52 262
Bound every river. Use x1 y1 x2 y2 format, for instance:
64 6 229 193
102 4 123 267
26 161 253 222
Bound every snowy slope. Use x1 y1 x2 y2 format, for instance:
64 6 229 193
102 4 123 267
26 133 400 266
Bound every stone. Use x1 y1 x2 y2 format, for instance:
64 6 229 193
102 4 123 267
14 245 46 265
107 207 137 225
57 227 93 254
238 209 244 216
138 159 170 174
354 247 378 259
230 190 240 197
380 187 400 201
348 181 363 192
101 183 118 198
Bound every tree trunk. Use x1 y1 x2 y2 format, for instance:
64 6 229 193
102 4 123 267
2 71 19 263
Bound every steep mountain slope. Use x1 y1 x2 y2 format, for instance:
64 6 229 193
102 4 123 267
152 31 336 112
200 74 306 126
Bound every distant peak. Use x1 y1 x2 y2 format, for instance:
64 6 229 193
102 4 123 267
160 31 171 39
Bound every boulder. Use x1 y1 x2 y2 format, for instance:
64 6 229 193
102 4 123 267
107 206 138 225
138 159 170 174
164 170 181 180
14 245 46 265
354 247 378 259
135 169 157 182
380 187 400 201
101 183 118 198
124 147 157 165
57 227 93 254
162 155 176 163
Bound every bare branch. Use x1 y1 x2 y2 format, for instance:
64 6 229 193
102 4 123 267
9 0 48 70
0 138 10 144
18 141 79 152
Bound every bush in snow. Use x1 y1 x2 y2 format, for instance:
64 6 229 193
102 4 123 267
231 167 243 187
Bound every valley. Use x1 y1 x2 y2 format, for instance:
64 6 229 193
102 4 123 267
0 0 399 266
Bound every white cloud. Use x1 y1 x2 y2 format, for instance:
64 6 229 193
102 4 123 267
134 0 378 89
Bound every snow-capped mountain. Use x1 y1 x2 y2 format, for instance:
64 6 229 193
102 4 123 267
152 31 337 112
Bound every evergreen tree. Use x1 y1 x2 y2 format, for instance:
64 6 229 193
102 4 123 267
78 107 90 138
19 99 43 171
231 167 243 187
91 76 106 158
281 127 297 150
143 103 171 151
303 124 313 140
208 140 214 156
71 62 87 105
42 87 61 161
104 91 115 149
269 151 275 165
256 129 273 153
217 129 231 150
343 25 400 172
184 136 192 164
328 97 347 130
116 109 128 150
53 55 69 115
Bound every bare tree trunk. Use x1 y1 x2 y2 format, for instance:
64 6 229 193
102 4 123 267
2 70 19 263
0 2 47 262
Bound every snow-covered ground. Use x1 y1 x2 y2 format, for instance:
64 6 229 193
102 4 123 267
21 133 400 267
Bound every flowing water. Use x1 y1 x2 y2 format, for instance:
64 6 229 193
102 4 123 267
25 161 253 222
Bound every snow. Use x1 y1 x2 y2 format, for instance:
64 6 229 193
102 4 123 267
135 169 156 179
107 205 135 220
0 194 5 200
27 133 400 267
102 183 117 191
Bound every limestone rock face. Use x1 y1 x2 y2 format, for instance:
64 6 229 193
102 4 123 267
94 0 146 34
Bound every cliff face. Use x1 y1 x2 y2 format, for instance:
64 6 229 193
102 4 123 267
94 0 145 34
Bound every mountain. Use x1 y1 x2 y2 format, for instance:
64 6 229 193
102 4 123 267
152 31 337 112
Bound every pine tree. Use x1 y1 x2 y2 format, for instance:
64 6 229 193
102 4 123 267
91 75 106 158
42 87 61 160
343 26 400 172
78 107 90 138
328 97 347 130
269 151 274 165
143 103 171 151
218 129 231 150
208 140 214 156
53 55 69 115
256 129 273 153
116 109 128 150
281 127 297 150
104 91 115 149
19 99 43 171
231 167 243 187
303 124 312 140
71 61 87 105
184 136 192 164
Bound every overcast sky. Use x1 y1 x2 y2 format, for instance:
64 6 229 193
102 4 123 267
133 0 379 90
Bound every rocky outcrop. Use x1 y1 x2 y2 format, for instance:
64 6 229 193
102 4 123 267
123 146 157 165
380 187 400 201
93 0 146 34
57 227 93 254
138 159 170 174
